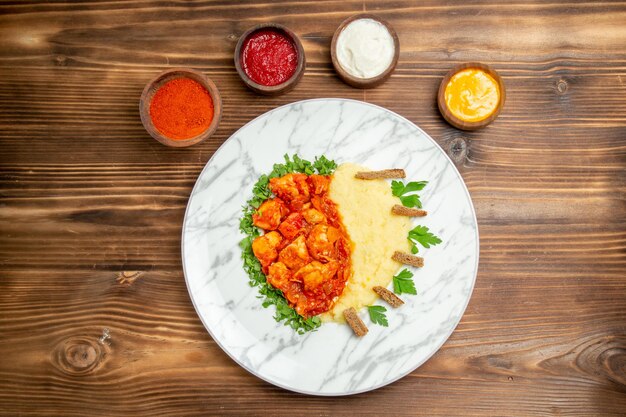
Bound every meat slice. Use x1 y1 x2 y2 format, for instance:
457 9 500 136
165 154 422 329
278 212 308 240
343 307 368 337
306 224 341 261
307 174 330 194
373 286 405 308
269 173 311 211
310 195 338 226
252 198 288 230
302 208 326 225
266 262 292 293
294 260 338 292
251 231 283 269
278 235 310 271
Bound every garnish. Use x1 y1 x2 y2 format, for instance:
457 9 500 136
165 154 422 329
313 155 337 175
407 225 442 254
392 269 417 295
391 180 428 209
239 154 336 334
367 305 389 327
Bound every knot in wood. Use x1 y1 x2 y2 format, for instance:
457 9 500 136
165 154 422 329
575 336 626 386
116 270 144 286
54 55 67 66
556 79 568 94
66 343 97 369
448 137 468 164
54 337 105 376
599 346 626 386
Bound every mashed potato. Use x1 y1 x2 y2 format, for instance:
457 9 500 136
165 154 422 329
321 163 412 322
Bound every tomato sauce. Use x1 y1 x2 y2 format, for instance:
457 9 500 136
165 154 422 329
241 29 298 86
251 173 352 317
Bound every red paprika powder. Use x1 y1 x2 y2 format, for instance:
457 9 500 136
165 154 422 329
149 78 214 140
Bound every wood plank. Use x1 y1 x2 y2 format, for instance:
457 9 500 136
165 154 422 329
0 269 625 416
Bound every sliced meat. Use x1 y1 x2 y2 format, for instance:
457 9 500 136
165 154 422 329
284 280 304 305
307 174 330 194
269 173 311 211
294 293 309 317
302 208 326 225
251 231 283 269
310 195 338 226
373 286 405 308
294 260 338 292
266 262 292 293
278 235 310 271
252 198 288 230
306 224 341 261
277 212 308 240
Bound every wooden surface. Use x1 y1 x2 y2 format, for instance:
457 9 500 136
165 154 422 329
1 1 625 415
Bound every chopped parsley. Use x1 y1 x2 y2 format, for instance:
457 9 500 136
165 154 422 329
367 305 389 327
393 269 417 295
391 180 428 209
407 225 442 254
238 154 336 334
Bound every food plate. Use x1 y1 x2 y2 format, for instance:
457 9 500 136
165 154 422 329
182 98 479 395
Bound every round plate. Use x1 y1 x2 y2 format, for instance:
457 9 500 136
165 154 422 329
182 98 479 396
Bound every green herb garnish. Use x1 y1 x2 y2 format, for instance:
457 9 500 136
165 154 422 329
313 155 337 175
392 269 417 295
239 154 336 334
367 305 389 327
399 194 421 208
407 225 442 254
391 180 428 209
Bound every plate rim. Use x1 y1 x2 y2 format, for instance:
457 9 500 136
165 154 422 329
181 97 480 396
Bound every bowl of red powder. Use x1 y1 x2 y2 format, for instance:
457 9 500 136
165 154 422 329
234 23 306 96
140 68 222 147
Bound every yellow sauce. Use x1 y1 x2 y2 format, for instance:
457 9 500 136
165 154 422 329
444 68 500 123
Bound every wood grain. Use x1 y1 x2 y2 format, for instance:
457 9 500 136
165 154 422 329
1 0 625 416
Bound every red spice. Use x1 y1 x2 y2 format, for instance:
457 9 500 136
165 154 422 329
149 78 214 140
241 29 298 86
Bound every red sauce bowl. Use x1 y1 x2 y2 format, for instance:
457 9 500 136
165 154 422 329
234 24 306 96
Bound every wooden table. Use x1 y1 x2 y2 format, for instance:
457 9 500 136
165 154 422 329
1 1 625 415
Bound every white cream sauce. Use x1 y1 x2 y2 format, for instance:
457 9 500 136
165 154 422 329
336 18 395 79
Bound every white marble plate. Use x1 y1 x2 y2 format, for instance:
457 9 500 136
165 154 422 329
182 98 478 396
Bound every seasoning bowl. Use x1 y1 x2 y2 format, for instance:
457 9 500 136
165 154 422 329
234 23 306 96
437 62 506 131
139 68 222 147
331 14 399 89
